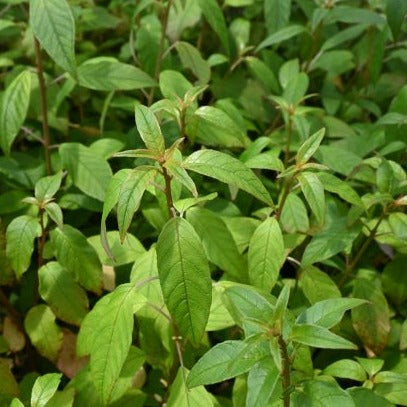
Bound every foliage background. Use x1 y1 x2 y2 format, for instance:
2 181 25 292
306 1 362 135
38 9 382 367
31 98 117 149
0 0 407 406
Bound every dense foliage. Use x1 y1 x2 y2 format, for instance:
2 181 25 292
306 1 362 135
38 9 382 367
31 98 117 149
0 0 407 405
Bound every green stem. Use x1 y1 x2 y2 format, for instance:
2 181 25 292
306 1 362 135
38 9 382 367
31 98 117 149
147 0 173 106
34 38 52 175
275 177 294 220
162 166 174 218
278 335 291 407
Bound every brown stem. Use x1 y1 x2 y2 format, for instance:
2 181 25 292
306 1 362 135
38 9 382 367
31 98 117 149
162 166 174 218
34 38 52 175
278 335 291 407
147 0 173 106
339 213 386 287
37 209 47 269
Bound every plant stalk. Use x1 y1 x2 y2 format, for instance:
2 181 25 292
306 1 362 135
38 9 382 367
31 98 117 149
284 116 293 167
162 166 174 218
278 335 291 407
34 38 52 175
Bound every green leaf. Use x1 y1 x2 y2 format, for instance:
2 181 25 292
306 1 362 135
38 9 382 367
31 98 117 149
296 128 325 165
0 70 31 155
298 172 325 225
60 143 112 202
6 215 41 278
348 387 395 407
245 56 280 94
248 217 285 291
317 172 364 207
264 0 291 35
351 278 391 355
186 106 249 148
292 380 355 407
186 207 246 281
30 0 76 75
159 70 193 100
10 399 24 407
77 284 146 405
50 225 103 294
296 297 366 328
78 57 155 91
24 305 63 362
45 202 64 229
246 358 280 407
167 368 214 407
321 24 368 52
196 0 230 54
299 266 340 304
244 151 284 172
165 151 198 197
280 193 309 233
134 104 165 153
175 41 211 84
35 172 63 202
256 24 306 52
302 213 360 266
31 373 62 407
323 359 367 382
223 285 274 327
115 168 156 241
183 150 273 206
156 217 212 343
187 340 265 388
89 231 145 267
386 0 407 39
38 261 88 325
291 324 357 349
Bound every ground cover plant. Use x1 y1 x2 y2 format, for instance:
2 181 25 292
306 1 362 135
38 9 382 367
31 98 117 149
0 0 406 405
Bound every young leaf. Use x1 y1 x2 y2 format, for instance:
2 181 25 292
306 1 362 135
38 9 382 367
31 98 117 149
156 217 212 344
0 70 32 155
196 0 230 55
291 324 357 350
298 172 325 225
30 0 76 76
296 128 325 165
134 104 165 153
78 58 156 91
77 284 146 405
35 172 63 202
50 225 103 294
38 262 88 326
187 340 266 388
6 215 41 278
60 143 112 202
183 150 273 206
24 305 63 362
248 217 285 291
31 374 62 407
296 298 367 329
